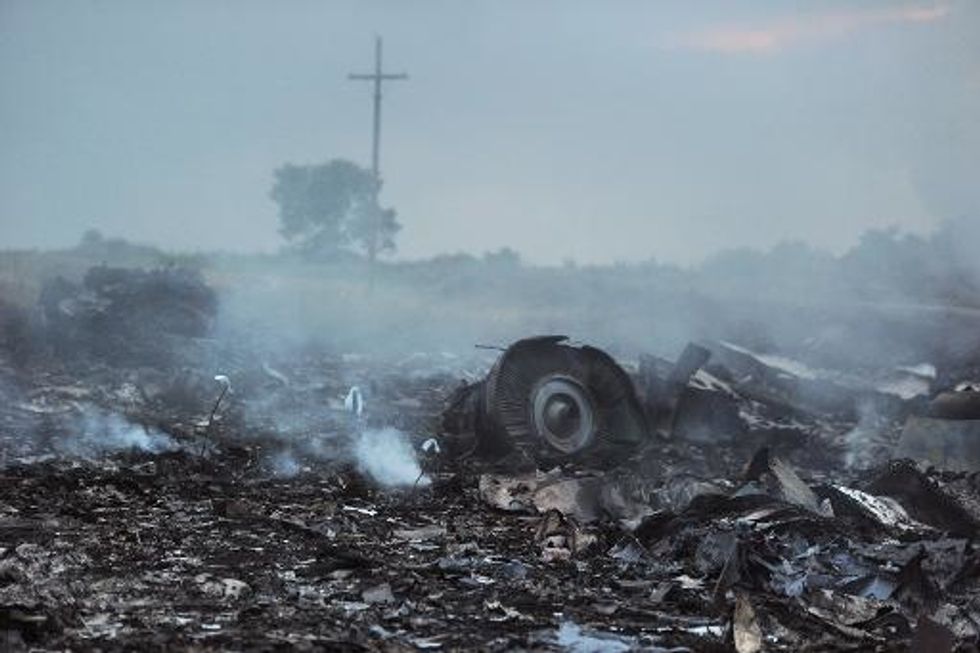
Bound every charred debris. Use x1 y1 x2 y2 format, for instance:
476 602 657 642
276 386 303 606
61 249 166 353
2 266 980 651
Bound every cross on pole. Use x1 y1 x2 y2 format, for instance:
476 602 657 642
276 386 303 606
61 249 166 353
348 36 408 184
348 36 407 273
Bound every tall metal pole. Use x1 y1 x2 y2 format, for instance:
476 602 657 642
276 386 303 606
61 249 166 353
371 36 382 179
349 36 407 265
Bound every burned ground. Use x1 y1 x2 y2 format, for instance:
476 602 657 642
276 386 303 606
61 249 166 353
2 265 980 652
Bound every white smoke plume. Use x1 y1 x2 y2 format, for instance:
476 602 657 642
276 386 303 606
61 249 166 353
353 427 428 487
843 400 886 470
270 449 302 478
58 405 178 457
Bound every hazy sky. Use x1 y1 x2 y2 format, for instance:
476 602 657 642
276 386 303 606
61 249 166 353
1 1 977 265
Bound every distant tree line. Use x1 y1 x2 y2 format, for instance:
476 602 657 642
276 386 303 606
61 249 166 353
70 212 980 311
696 217 980 306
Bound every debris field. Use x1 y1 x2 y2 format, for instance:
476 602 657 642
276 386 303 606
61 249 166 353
2 266 980 652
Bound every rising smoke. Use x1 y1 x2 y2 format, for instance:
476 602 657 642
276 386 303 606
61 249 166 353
354 427 428 487
3 217 979 478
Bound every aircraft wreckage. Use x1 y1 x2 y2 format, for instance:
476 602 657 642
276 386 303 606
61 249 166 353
5 267 980 650
439 334 969 470
442 336 652 465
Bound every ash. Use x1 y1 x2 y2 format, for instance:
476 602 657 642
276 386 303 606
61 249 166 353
1 267 980 652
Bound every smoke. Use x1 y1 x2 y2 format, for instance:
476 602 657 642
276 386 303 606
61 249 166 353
203 216 980 379
55 404 178 458
4 216 980 478
843 401 888 470
269 449 302 478
248 429 427 486
353 427 428 488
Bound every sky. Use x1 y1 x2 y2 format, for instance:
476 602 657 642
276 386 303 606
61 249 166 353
0 0 977 265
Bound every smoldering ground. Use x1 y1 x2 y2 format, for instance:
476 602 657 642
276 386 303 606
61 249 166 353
5 216 980 475
2 2 979 648
3 214 980 652
208 217 980 375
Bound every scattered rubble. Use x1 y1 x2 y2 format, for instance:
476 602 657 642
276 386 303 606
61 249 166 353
38 265 217 368
2 267 980 650
897 386 980 471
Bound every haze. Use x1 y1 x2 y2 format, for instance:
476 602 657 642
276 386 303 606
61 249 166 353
1 0 977 265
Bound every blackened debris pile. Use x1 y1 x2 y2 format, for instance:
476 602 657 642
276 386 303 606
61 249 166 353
442 335 921 472
2 272 980 650
898 385 980 471
39 265 217 367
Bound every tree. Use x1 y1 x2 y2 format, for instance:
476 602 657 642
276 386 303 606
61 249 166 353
482 247 522 268
270 159 400 259
345 200 401 262
79 228 105 249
